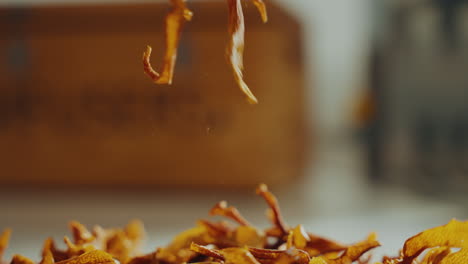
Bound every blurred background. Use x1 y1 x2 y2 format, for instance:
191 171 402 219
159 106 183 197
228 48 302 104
0 0 467 261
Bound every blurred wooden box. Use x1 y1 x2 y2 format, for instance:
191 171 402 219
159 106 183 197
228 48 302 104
0 2 307 187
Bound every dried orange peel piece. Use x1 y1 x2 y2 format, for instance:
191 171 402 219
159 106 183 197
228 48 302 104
0 229 11 261
10 255 35 264
401 219 468 263
309 258 328 264
248 247 310 264
191 244 263 264
222 247 262 264
125 220 145 244
256 184 289 235
210 201 252 226
289 225 310 249
190 243 225 260
40 248 55 264
226 0 268 104
420 247 451 264
144 0 268 104
69 221 94 245
42 237 69 262
439 248 468 264
226 0 267 104
251 0 268 23
56 250 117 264
327 233 380 264
234 226 264 248
143 0 193 85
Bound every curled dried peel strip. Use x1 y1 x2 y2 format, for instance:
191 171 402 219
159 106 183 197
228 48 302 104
125 220 145 243
305 233 347 256
226 0 258 104
42 237 68 262
144 0 267 104
11 255 35 264
69 221 94 245
327 233 380 264
143 0 193 85
64 236 95 257
255 184 289 235
226 0 268 104
343 233 380 261
420 247 451 264
190 243 225 260
40 249 54 264
248 248 284 259
105 232 133 264
210 201 252 226
198 220 234 237
191 244 264 264
248 247 309 264
251 0 268 23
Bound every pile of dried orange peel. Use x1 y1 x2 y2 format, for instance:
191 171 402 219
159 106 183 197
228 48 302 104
1 185 467 264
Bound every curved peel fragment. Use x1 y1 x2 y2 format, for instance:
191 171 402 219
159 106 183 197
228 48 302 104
143 0 193 85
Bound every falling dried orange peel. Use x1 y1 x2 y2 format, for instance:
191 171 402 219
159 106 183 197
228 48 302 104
1 185 467 264
143 0 193 85
144 0 268 104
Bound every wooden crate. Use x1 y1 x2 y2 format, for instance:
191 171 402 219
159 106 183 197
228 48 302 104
0 2 307 187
